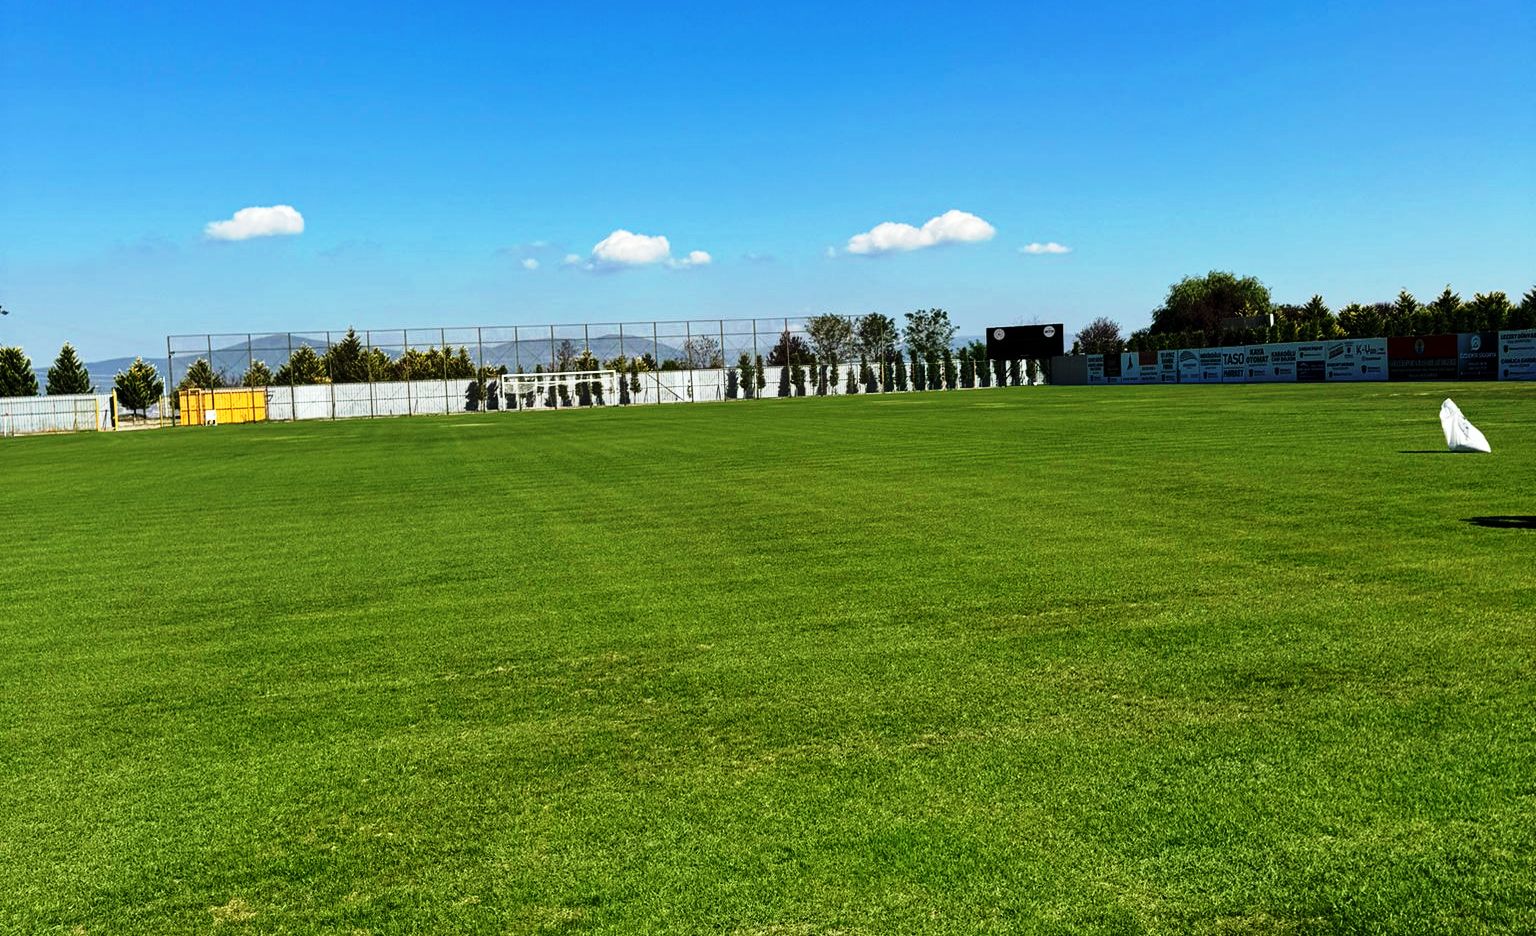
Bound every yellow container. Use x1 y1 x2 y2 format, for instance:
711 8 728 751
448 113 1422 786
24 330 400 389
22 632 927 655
178 388 268 426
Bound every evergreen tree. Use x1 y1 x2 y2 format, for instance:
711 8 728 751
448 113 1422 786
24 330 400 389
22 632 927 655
942 349 956 390
754 354 766 397
485 378 500 410
1387 290 1419 336
1009 359 1022 386
1512 286 1536 330
859 355 875 393
465 379 484 411
177 358 226 391
241 360 274 387
791 363 807 396
737 353 754 399
926 354 941 390
827 354 840 395
619 368 632 404
777 359 791 397
629 359 643 402
0 346 38 397
910 351 925 391
960 349 975 388
894 354 908 391
846 362 859 394
1424 287 1462 334
275 345 326 385
993 357 1007 387
46 343 93 395
113 358 163 417
546 384 558 408
322 328 370 383
725 367 739 399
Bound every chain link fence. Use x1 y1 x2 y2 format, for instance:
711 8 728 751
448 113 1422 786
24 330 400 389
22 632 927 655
165 317 1048 425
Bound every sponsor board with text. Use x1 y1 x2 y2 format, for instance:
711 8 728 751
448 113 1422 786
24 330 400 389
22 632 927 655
1158 350 1178 383
1500 329 1536 380
1296 343 1327 382
1458 332 1498 380
1388 334 1457 380
1325 338 1387 382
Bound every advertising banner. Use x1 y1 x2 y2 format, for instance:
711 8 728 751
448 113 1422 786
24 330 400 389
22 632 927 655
1500 329 1536 381
1457 332 1498 380
1198 349 1224 383
1102 351 1123 384
1116 352 1141 384
1263 343 1300 382
1243 344 1274 381
1086 354 1106 385
1158 350 1178 383
1220 348 1247 383
1388 335 1457 380
1296 343 1327 382
1325 338 1388 382
1175 348 1202 383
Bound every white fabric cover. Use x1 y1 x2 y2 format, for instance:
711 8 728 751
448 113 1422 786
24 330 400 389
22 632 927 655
1440 399 1491 453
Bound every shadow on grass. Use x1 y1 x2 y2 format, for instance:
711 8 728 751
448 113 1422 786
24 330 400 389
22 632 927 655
1463 516 1536 530
1399 449 1455 454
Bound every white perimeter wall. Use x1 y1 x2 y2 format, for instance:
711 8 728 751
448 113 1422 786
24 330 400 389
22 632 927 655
0 394 113 436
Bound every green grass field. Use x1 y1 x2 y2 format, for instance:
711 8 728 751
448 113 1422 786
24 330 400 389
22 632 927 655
3 383 1534 934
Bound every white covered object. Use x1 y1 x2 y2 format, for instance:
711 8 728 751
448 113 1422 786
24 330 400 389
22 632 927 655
1440 399 1491 453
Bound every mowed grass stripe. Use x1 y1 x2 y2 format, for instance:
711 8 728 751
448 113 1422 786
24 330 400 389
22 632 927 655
1 383 1533 933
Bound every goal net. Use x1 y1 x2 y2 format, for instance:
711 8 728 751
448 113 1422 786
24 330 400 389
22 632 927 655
498 370 621 409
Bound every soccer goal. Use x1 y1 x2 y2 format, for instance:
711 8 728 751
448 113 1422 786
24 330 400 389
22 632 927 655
499 370 620 409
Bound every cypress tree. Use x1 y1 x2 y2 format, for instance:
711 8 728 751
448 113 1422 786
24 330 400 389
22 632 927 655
725 367 739 400
777 360 791 397
927 354 941 390
46 343 93 395
1009 359 1022 386
754 354 767 398
942 349 956 390
910 351 925 391
846 361 860 395
993 358 1007 387
737 353 754 399
894 355 908 391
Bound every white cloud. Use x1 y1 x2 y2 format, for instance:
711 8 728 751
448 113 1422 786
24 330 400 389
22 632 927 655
521 258 540 270
592 229 671 266
843 209 995 256
204 205 305 241
580 229 710 271
667 250 711 269
563 253 582 266
1020 242 1072 255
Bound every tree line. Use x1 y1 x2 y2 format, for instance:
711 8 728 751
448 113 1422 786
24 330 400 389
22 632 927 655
1074 273 1536 355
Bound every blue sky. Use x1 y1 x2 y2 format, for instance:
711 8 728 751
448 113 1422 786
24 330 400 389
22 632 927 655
2 0 1532 360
